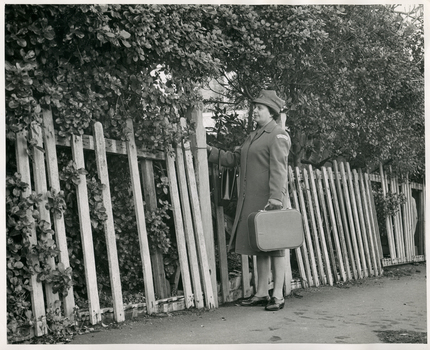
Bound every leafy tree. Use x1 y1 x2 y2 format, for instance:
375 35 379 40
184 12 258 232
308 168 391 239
5 3 424 172
204 5 424 179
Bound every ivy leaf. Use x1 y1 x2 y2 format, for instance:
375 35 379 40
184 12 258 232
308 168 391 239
121 39 131 48
119 30 131 39
8 100 19 109
14 261 24 269
17 38 27 47
91 219 98 229
39 220 51 232
78 168 88 175
5 82 15 91
5 61 14 71
43 26 55 40
74 30 85 39
23 284 32 291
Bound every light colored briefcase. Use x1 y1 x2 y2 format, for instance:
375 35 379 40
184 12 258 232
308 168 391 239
248 208 304 251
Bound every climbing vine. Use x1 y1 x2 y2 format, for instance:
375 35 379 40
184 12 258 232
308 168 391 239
6 145 177 342
6 172 73 341
373 185 407 237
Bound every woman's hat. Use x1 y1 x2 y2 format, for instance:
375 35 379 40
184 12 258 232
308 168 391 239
252 90 285 113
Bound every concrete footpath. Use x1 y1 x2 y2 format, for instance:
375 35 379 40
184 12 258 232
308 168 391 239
70 263 427 347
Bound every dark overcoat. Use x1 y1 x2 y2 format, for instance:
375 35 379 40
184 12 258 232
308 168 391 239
209 119 291 256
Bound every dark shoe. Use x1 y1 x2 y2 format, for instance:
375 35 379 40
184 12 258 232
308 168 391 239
240 295 270 306
265 297 285 311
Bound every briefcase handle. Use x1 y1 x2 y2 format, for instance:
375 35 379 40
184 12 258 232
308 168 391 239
262 203 284 212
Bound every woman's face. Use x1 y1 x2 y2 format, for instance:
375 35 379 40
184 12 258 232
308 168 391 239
253 103 273 127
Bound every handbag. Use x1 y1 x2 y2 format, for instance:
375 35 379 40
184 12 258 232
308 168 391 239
248 207 304 251
217 150 239 204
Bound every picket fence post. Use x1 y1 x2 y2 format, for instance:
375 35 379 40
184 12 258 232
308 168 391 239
31 124 58 306
15 130 47 336
71 134 101 324
308 165 333 285
93 122 125 322
188 107 218 307
327 166 351 281
42 110 75 317
183 140 216 308
140 159 171 299
125 119 156 314
358 169 379 276
165 149 194 308
288 166 309 287
175 145 205 308
379 164 396 258
321 167 347 282
316 169 338 283
211 164 230 302
295 167 319 286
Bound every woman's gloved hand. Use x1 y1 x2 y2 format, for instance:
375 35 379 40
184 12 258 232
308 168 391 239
265 198 283 211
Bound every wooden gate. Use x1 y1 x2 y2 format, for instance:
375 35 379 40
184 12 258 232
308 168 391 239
14 109 216 337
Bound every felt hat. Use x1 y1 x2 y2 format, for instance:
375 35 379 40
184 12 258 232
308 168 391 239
252 90 285 113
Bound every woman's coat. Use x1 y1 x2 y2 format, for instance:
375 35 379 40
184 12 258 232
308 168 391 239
209 119 291 255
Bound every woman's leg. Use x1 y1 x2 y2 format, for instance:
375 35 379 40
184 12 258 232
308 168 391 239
255 255 270 296
271 256 286 300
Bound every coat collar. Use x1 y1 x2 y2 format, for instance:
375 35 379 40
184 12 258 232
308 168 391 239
251 119 277 141
263 119 278 133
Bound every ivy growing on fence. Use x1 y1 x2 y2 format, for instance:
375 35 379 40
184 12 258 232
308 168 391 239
6 144 178 340
6 172 73 341
373 185 407 238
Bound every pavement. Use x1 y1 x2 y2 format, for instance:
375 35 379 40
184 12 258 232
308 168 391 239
69 263 427 348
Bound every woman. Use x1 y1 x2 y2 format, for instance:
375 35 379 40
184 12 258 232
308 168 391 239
207 90 291 311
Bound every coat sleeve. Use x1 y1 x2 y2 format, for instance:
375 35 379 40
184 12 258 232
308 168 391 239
269 133 291 202
208 146 241 168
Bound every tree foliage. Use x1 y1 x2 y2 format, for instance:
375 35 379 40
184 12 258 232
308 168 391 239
6 4 422 177
204 5 424 179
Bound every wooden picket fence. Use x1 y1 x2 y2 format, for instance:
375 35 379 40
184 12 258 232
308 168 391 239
211 160 426 301
13 109 217 338
370 166 425 267
290 161 384 286
10 106 425 340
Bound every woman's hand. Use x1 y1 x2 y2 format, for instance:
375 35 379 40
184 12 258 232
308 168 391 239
265 198 283 211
